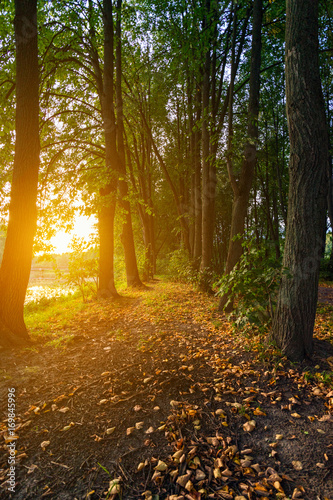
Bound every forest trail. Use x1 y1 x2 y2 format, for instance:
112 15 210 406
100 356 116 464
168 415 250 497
0 281 332 500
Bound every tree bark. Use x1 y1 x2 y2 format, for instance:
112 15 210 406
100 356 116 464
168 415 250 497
219 0 263 311
98 0 118 297
271 0 329 361
201 0 215 272
0 0 40 348
193 82 202 266
115 0 142 287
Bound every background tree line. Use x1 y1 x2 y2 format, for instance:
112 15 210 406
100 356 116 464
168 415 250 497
0 0 331 360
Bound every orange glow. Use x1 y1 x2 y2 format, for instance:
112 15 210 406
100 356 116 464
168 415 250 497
50 215 97 254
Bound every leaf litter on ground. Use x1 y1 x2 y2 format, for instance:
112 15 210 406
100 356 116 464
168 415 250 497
0 281 332 499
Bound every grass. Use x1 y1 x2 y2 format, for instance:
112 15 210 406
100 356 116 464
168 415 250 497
25 286 88 344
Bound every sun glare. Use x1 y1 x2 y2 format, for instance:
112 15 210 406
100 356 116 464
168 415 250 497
50 215 97 254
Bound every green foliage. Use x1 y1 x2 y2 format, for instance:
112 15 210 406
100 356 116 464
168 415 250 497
58 236 99 302
216 239 286 329
320 257 333 282
162 248 195 283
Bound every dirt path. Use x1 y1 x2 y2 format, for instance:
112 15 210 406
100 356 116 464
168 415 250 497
0 282 332 500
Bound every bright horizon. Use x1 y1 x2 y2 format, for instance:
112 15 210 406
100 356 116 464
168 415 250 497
50 214 97 254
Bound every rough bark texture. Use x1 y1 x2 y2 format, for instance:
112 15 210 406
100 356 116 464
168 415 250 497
201 0 215 272
193 84 202 266
219 0 262 311
271 0 329 361
115 0 142 288
98 0 118 298
0 0 40 347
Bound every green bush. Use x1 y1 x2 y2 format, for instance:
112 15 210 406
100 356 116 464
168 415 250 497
320 257 333 281
216 239 286 329
164 248 195 283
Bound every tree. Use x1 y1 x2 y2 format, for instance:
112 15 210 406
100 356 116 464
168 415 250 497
115 0 142 287
0 0 40 347
271 0 329 361
219 0 263 311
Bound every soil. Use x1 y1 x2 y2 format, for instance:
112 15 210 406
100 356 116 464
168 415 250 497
0 281 332 500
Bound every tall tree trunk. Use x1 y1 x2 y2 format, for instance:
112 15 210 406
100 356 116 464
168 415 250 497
98 0 118 297
193 82 202 266
201 0 215 272
271 0 329 361
115 0 142 287
0 0 40 348
219 0 263 311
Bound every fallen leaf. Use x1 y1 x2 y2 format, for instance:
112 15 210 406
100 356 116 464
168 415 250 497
177 473 192 488
106 427 115 435
58 407 70 413
195 469 206 481
253 408 266 416
61 422 75 432
27 464 38 474
292 461 303 471
40 440 50 451
154 460 167 472
243 420 256 432
185 480 193 492
107 477 122 495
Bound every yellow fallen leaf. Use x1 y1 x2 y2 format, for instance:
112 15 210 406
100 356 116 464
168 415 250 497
243 420 256 432
126 427 135 435
40 440 50 450
106 427 115 435
108 477 122 495
213 468 221 478
185 480 193 492
292 460 303 470
176 473 192 488
291 413 301 418
61 422 75 432
254 484 268 493
173 450 184 460
135 421 144 430
253 408 266 416
58 407 70 413
155 460 167 472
